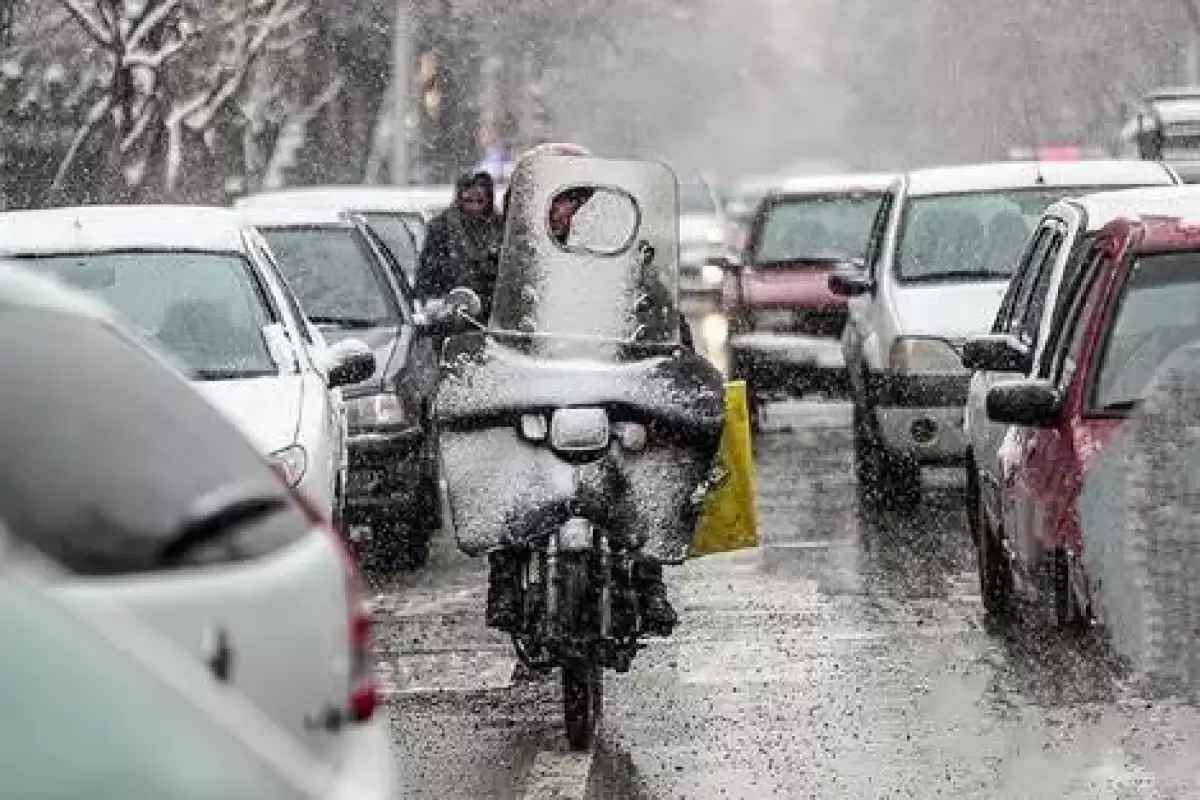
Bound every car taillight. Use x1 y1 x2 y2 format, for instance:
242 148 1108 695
282 478 379 724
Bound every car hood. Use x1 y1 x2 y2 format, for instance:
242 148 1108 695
318 324 403 392
194 375 303 454
892 280 1009 338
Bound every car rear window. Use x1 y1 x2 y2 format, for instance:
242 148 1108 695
0 577 311 800
1093 251 1200 411
0 307 306 575
754 193 883 264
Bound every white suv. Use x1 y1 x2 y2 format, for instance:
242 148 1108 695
830 160 1179 512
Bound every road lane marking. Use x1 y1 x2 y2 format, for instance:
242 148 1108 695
521 750 595 800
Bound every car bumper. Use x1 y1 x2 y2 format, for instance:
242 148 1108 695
730 333 847 396
343 428 430 523
867 371 970 464
328 716 396 800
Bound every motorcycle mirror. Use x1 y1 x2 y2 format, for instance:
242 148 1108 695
445 286 482 319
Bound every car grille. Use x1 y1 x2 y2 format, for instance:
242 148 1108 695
752 308 847 338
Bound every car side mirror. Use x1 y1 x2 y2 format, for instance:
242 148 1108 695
327 338 376 388
985 379 1063 428
961 334 1032 373
827 265 874 298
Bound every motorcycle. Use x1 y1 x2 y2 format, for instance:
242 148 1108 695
431 155 725 750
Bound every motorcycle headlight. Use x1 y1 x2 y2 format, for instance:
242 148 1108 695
345 393 410 429
889 337 965 375
613 421 648 452
268 444 308 488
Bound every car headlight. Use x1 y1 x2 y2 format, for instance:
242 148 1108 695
701 264 724 286
705 224 726 245
889 336 965 374
344 393 410 429
268 444 308 488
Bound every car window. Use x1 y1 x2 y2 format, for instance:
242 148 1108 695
1048 250 1108 387
895 187 1111 283
753 194 884 264
1035 238 1101 377
1011 225 1065 343
0 308 306 575
352 217 416 319
1091 251 1200 411
0 577 311 800
246 239 314 345
994 223 1053 334
258 225 399 328
359 212 420 283
22 251 279 380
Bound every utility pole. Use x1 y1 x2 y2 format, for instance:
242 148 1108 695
1181 0 1200 83
391 0 412 183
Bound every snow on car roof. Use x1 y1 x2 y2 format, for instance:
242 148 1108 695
236 204 356 228
775 172 896 195
237 184 455 213
235 184 453 213
904 160 1177 197
0 205 247 255
1052 185 1200 232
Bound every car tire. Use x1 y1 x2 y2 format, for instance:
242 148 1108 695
977 491 1014 624
854 403 921 514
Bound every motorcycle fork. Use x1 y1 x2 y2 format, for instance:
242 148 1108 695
541 518 614 643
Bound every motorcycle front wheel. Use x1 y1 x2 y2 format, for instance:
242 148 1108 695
559 553 602 750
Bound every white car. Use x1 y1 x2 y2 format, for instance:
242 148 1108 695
831 159 1180 512
0 263 393 797
0 205 368 521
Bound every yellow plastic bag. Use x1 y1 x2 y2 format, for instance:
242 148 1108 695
690 380 759 556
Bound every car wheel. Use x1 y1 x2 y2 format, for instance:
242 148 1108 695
977 491 1014 624
964 456 981 548
854 403 921 514
1052 549 1090 635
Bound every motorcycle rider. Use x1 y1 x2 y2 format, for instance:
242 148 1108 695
416 171 504 318
485 144 690 638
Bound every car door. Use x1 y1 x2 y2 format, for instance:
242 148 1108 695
975 221 1065 515
245 232 347 490
349 216 439 417
996 223 1070 577
843 185 897 386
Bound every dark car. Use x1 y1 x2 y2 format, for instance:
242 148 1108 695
240 206 441 569
725 173 895 428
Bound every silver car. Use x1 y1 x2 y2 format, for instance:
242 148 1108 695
678 175 733 303
0 263 393 798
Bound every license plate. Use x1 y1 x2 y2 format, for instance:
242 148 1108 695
754 310 794 330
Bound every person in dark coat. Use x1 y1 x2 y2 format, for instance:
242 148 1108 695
416 171 504 319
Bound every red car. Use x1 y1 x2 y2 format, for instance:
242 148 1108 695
724 173 895 427
978 207 1200 630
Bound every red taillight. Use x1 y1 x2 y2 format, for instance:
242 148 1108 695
282 481 379 723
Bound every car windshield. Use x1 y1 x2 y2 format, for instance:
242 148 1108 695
896 187 1110 283
23 251 278 380
258 226 397 329
359 212 420 281
0 575 311 800
755 194 884 264
1093 251 1200 411
680 181 717 215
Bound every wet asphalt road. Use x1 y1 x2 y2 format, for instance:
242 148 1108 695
368 344 1200 798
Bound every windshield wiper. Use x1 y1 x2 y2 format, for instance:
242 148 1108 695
308 315 383 329
904 269 1012 282
193 368 277 381
158 483 288 565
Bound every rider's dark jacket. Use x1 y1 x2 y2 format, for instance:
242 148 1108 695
416 172 504 318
